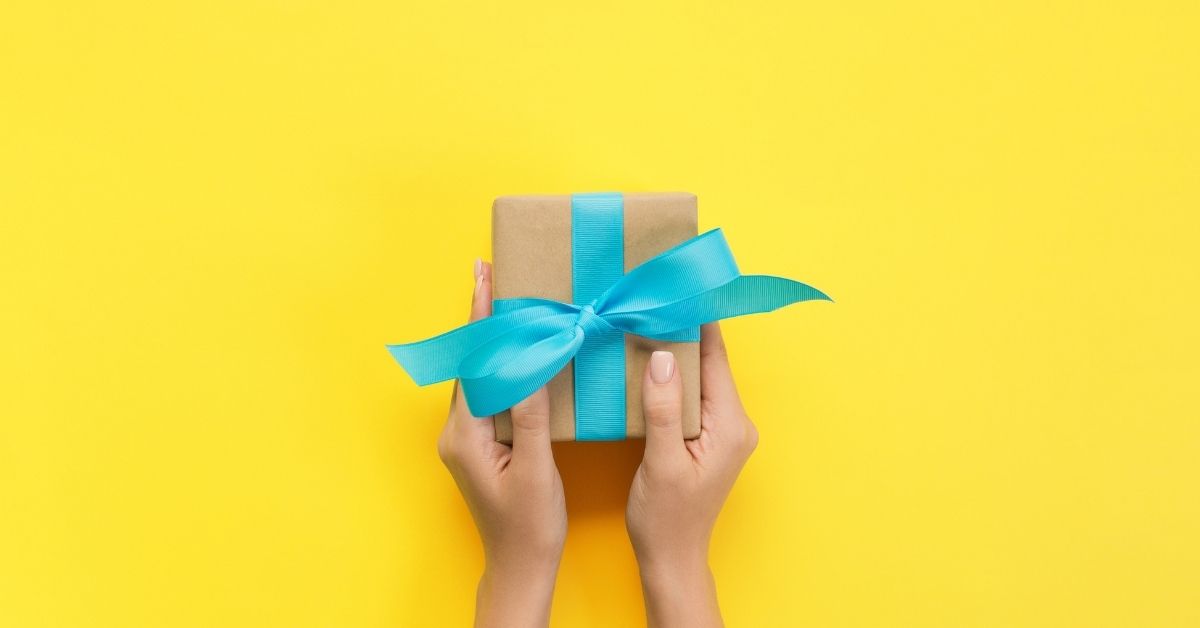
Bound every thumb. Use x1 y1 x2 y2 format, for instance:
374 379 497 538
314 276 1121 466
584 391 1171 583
508 386 554 471
642 351 687 463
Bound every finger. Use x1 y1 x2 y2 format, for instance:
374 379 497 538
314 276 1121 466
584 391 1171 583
458 259 493 416
508 386 554 470
468 258 493 323
700 322 742 407
451 259 495 431
642 350 688 463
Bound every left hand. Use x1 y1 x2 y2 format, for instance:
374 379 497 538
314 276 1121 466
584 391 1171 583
437 259 567 628
625 325 759 627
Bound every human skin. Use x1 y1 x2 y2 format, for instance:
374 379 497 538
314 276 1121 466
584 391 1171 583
626 328 758 628
437 259 566 628
440 259 755 627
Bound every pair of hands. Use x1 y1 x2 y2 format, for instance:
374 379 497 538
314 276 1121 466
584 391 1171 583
438 260 758 628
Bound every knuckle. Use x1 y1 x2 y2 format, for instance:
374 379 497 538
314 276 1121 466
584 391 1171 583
643 397 681 423
511 408 549 432
514 405 550 422
511 398 550 429
702 341 728 361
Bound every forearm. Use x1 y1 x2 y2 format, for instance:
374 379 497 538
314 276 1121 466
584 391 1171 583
638 553 723 628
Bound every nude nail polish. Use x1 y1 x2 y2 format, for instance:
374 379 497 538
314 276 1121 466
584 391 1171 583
650 351 675 384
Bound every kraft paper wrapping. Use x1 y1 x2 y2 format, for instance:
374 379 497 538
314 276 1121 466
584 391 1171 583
491 193 702 443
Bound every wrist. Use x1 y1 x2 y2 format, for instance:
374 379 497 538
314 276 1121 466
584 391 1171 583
632 532 710 580
476 557 560 628
636 553 722 628
483 549 562 585
636 547 710 588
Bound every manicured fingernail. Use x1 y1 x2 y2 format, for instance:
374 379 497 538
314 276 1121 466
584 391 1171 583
650 351 674 384
473 258 483 280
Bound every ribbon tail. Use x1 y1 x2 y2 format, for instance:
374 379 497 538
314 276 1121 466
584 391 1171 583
386 303 568 385
602 275 832 339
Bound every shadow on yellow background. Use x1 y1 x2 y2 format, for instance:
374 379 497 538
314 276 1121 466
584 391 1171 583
555 441 644 519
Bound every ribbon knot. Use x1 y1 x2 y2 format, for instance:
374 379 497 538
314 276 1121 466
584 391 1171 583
573 303 611 336
388 228 830 418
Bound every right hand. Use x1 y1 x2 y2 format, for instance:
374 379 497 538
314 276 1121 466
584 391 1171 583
437 259 566 628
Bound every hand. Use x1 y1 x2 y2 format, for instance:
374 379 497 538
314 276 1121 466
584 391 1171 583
437 259 567 628
626 324 759 628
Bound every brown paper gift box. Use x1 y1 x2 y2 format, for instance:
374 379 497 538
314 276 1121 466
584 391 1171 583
491 193 702 443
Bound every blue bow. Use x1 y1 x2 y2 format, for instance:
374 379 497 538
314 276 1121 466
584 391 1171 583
387 227 831 419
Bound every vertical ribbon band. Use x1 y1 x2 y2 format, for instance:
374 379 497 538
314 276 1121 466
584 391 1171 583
571 192 626 441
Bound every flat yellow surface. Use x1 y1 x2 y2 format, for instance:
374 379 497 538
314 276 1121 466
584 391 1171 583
2 2 1198 626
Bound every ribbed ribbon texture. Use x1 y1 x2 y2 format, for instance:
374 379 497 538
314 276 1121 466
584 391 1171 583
570 192 628 440
387 201 832 435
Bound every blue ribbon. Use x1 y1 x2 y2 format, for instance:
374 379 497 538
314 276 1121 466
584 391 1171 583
570 192 628 440
387 224 832 422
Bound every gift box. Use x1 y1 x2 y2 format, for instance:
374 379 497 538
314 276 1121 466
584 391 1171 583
387 191 829 445
491 192 702 443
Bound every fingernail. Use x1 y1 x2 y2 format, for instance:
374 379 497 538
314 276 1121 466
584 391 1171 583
473 258 483 280
650 351 674 384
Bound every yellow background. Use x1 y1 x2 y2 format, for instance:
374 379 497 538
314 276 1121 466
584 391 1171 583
2 1 1198 626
